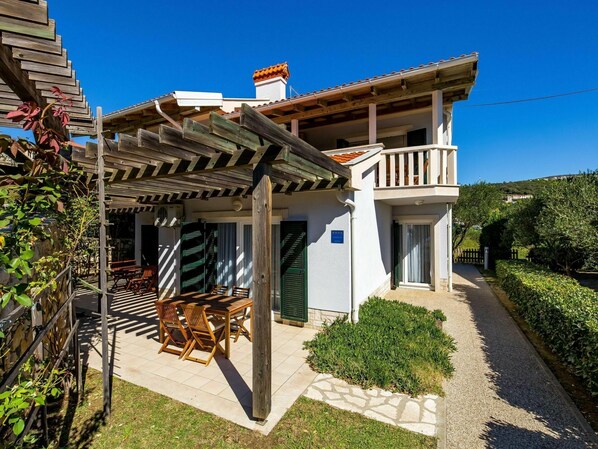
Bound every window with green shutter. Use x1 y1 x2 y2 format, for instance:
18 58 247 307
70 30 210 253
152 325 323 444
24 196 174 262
280 220 308 322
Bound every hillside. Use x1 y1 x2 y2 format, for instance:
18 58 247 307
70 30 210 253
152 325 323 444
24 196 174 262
491 174 578 195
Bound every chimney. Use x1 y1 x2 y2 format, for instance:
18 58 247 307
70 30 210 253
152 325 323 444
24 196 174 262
253 62 290 102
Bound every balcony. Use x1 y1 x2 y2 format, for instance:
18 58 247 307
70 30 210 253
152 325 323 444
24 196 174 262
374 144 459 205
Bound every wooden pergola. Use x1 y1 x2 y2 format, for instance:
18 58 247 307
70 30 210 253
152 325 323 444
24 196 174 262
0 0 94 136
74 104 351 420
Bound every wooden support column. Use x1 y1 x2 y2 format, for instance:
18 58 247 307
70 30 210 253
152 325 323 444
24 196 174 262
290 119 299 136
252 162 272 421
368 103 376 144
432 90 443 145
97 106 111 417
429 90 443 185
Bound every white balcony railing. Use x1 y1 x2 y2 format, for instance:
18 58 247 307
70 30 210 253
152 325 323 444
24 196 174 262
375 144 457 188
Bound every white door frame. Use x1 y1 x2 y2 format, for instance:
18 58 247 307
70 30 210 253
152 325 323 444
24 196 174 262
394 215 439 290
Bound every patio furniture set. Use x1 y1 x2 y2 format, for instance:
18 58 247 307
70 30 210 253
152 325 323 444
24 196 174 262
155 285 253 366
109 260 158 294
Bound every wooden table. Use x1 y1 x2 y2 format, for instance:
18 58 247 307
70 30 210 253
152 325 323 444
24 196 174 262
109 264 140 290
156 292 253 359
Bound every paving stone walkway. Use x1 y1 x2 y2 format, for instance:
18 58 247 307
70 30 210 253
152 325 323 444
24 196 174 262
304 373 442 437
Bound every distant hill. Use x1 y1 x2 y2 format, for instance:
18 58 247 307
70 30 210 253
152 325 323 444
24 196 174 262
491 174 578 195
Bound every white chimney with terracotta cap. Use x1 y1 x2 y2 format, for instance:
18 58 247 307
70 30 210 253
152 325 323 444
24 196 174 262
253 62 290 102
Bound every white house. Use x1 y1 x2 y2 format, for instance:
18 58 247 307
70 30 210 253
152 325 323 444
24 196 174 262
100 54 478 326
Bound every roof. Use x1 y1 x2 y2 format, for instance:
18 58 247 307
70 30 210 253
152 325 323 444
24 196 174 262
330 151 366 164
253 53 477 109
226 53 479 127
253 62 290 83
0 0 94 135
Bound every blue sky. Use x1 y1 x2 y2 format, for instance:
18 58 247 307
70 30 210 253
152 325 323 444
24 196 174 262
5 0 598 184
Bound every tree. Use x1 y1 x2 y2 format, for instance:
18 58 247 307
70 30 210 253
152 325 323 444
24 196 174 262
509 173 598 275
452 181 503 251
480 218 514 268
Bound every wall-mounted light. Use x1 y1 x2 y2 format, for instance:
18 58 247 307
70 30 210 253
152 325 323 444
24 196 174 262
232 198 243 212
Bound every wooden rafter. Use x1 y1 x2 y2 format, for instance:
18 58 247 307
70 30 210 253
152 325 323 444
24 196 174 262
0 0 94 135
73 104 352 209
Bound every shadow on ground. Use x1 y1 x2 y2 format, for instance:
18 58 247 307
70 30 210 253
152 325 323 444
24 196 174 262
453 266 593 448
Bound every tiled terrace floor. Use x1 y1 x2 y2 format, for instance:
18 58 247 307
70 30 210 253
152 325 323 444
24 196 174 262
76 288 318 434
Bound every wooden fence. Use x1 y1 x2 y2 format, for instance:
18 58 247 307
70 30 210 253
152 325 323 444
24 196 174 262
454 248 519 265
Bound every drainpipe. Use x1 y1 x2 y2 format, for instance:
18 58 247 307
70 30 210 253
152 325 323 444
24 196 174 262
447 203 453 292
154 100 182 130
337 192 357 323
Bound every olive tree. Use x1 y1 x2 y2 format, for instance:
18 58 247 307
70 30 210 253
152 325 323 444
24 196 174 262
452 181 503 251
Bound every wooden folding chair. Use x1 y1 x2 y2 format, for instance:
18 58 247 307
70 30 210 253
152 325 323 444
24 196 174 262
155 301 191 358
230 286 251 342
128 265 158 294
210 284 228 295
182 304 225 366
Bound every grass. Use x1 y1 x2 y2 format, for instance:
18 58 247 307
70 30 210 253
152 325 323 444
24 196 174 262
304 297 456 397
50 368 434 449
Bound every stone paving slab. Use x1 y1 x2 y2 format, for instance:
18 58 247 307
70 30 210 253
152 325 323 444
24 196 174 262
304 373 442 437
76 288 318 435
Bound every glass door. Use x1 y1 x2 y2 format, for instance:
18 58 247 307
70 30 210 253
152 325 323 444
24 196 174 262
404 224 431 285
242 224 281 311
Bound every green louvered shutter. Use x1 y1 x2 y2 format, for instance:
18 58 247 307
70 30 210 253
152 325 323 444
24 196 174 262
180 221 207 293
280 221 308 322
180 222 217 293
391 222 402 288
204 223 218 292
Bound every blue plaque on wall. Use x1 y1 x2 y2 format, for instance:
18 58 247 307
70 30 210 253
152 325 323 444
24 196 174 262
331 230 344 244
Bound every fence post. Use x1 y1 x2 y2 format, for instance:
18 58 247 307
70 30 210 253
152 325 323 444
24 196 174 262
484 247 489 270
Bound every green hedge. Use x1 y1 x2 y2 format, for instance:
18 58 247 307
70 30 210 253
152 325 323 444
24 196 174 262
496 260 598 395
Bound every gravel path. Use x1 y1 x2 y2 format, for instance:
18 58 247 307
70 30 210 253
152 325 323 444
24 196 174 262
385 264 598 449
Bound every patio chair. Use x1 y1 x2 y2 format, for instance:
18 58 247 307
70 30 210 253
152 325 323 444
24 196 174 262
182 304 225 366
210 284 228 295
155 301 191 358
128 265 158 294
230 286 251 342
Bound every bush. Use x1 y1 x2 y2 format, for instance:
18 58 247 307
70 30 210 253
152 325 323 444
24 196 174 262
304 297 456 396
496 260 598 395
480 218 514 268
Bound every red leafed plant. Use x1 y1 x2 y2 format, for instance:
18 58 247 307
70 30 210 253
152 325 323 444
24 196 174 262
4 86 71 158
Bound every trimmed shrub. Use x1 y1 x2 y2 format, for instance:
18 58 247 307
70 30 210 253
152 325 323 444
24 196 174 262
304 297 456 396
496 260 598 395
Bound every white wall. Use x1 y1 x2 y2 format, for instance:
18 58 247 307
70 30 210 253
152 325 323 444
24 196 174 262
157 226 181 299
353 165 392 308
183 191 352 313
301 109 443 150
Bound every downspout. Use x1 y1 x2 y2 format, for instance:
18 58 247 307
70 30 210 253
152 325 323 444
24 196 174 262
447 203 453 292
337 192 357 323
154 100 182 130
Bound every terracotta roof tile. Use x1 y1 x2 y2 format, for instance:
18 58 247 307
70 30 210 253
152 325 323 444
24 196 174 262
253 63 290 83
330 151 366 164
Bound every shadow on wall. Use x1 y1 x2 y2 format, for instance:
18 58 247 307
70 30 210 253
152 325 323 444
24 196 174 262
452 266 592 448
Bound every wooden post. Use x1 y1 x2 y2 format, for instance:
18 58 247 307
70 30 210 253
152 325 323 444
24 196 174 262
252 162 272 421
368 103 376 144
97 106 111 417
290 119 299 136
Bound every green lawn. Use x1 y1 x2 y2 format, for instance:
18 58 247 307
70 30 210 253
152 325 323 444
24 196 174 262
51 368 434 449
304 297 455 397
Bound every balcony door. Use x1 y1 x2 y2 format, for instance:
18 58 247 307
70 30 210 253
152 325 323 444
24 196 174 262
394 222 432 287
